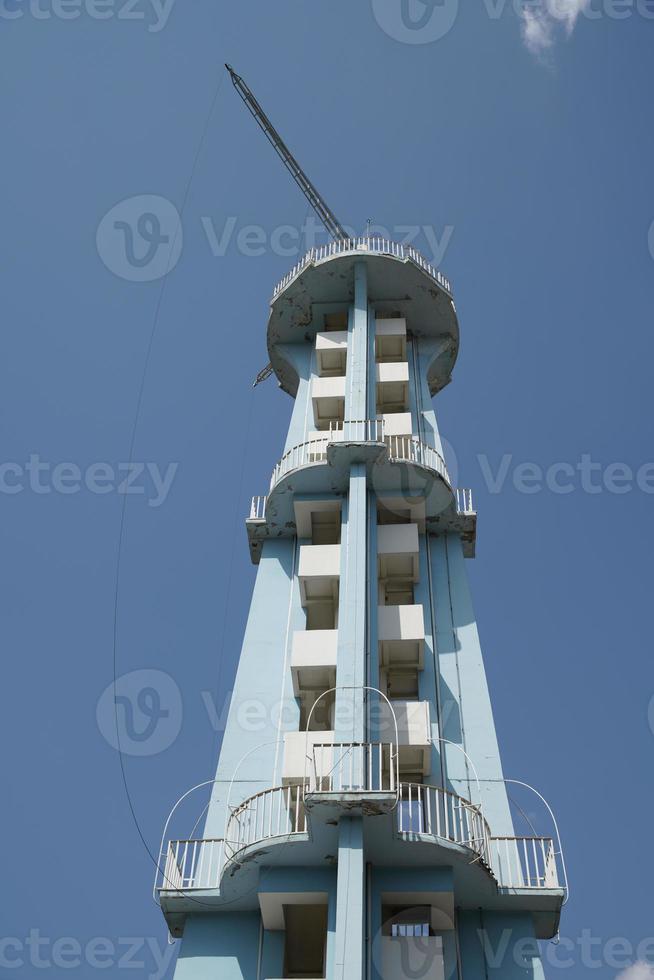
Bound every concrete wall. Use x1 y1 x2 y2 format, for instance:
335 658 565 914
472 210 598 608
429 533 515 835
458 911 546 978
202 535 301 838
173 913 260 980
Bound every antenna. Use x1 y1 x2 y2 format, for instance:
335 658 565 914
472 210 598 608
226 64 350 386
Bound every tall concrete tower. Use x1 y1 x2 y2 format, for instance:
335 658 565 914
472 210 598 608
156 238 566 980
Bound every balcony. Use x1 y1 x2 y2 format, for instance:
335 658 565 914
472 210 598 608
378 699 431 773
375 317 407 362
324 418 387 468
267 238 457 405
396 783 490 864
311 376 346 430
377 523 420 581
315 330 347 377
489 836 560 890
396 786 563 894
156 838 224 893
290 630 338 696
304 741 398 815
266 429 450 498
298 544 340 606
225 784 307 861
376 361 409 413
248 430 473 565
386 436 450 486
456 488 474 514
378 604 425 668
271 237 452 302
154 807 562 896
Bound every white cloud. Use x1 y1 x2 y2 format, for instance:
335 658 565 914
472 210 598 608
616 964 654 980
521 7 554 54
520 0 589 56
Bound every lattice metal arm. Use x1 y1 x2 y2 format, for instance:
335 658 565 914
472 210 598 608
226 64 348 243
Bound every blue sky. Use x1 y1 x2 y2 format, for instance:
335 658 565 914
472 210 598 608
2 1 653 977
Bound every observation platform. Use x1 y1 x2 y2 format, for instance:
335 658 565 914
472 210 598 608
267 237 459 398
156 764 564 941
246 421 477 563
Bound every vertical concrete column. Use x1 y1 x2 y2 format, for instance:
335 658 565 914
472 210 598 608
333 817 365 980
346 260 368 420
336 260 369 742
333 262 369 980
335 464 367 742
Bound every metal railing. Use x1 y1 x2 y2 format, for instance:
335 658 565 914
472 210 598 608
268 427 451 494
490 836 560 889
249 495 267 520
385 435 450 485
272 237 452 300
397 783 490 862
307 742 397 795
269 437 330 490
157 838 224 892
330 418 385 442
156 811 560 895
225 784 307 859
456 488 474 514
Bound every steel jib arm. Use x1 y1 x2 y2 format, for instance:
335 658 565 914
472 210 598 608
225 64 348 243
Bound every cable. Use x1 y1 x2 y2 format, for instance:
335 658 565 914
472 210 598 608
111 64 228 885
507 793 539 837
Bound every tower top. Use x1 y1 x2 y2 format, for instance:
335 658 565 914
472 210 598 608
267 237 458 398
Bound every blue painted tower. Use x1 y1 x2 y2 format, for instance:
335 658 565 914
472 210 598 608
156 238 566 979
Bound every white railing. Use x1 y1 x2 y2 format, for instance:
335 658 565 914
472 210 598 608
268 430 451 494
329 418 385 442
225 784 307 859
272 237 452 300
490 836 560 889
308 742 397 795
397 784 490 862
269 437 330 490
253 486 468 526
456 488 474 514
249 495 267 520
157 838 224 892
385 435 450 486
